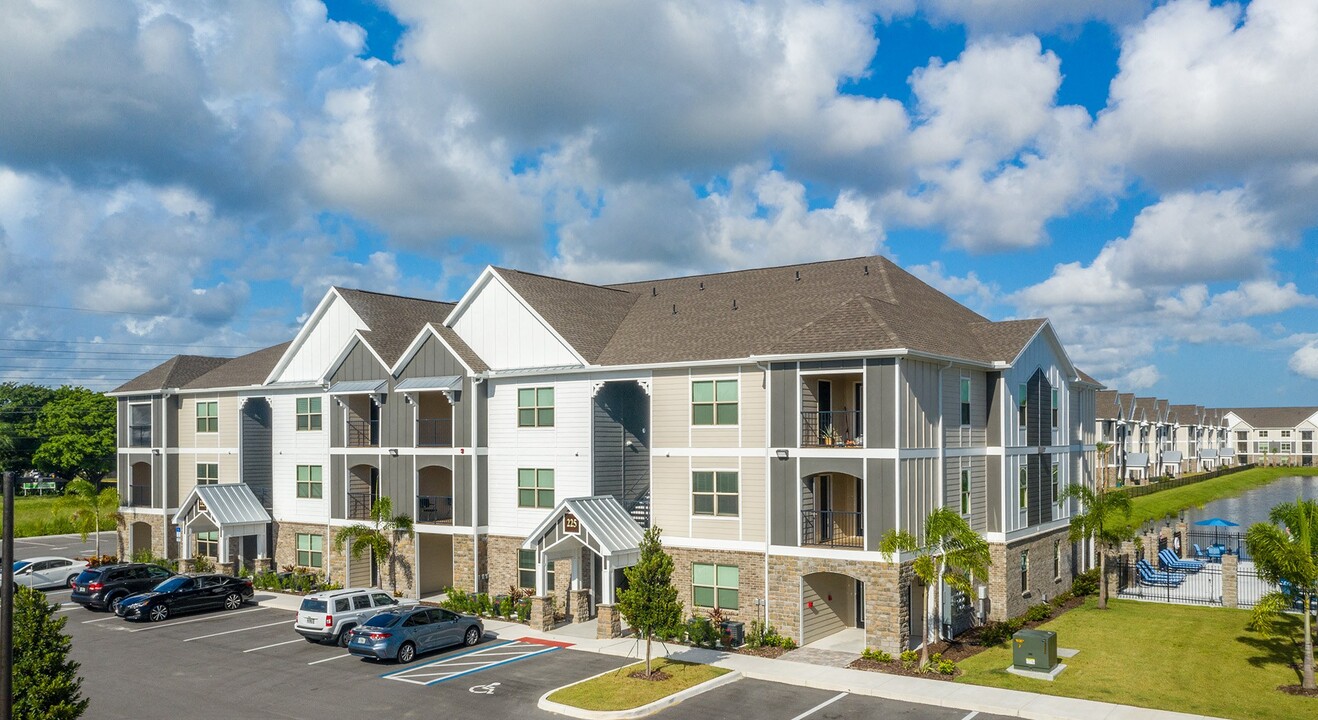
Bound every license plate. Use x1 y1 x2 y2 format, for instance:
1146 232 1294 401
76 586 85 592
356 637 367 644
304 616 316 624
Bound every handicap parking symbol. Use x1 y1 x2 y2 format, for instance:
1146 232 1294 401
469 682 501 695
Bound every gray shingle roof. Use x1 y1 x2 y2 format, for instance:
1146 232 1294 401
112 355 230 394
1075 369 1102 387
501 255 1037 366
430 323 489 373
335 288 455 368
1225 407 1318 429
181 342 292 390
1096 390 1120 419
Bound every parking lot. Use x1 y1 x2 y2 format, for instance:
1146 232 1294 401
15 534 1006 720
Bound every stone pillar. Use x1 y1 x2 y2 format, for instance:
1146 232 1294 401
1222 554 1238 608
180 558 197 573
1176 523 1189 558
250 557 274 573
596 604 622 639
569 589 591 623
1142 532 1158 566
1158 527 1173 560
529 595 554 632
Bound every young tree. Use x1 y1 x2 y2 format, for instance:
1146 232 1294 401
59 479 120 560
1245 498 1318 691
333 496 414 593
880 507 991 667
32 386 114 483
13 585 88 720
616 525 683 677
1059 483 1132 610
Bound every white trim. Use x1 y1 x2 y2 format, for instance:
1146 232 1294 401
660 535 765 553
265 288 356 385
449 268 589 367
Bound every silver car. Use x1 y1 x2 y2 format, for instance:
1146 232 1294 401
294 588 413 646
346 606 483 663
11 557 89 590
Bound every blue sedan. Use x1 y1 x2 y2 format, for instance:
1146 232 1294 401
346 606 483 663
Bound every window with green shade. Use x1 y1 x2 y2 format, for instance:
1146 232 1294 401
296 397 322 431
296 465 322 499
691 379 738 426
692 471 739 517
1019 466 1027 510
959 376 971 426
196 401 218 433
297 533 323 568
196 463 219 486
1051 464 1059 505
518 549 553 591
1017 384 1027 428
517 387 555 427
1051 388 1059 429
692 563 739 610
197 531 218 558
960 469 970 516
518 468 554 508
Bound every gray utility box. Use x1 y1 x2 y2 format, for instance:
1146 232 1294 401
1012 629 1058 671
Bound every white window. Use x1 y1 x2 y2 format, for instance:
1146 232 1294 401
196 401 218 433
296 397 322 431
1281 430 1291 438
1018 384 1027 428
1019 466 1027 510
296 533 323 568
1051 389 1059 429
517 468 555 508
959 377 971 426
296 465 322 499
1258 430 1269 438
1051 464 1060 506
693 563 739 610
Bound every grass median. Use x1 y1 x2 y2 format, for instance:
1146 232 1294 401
547 659 730 711
956 597 1314 720
1122 465 1318 531
0 495 117 539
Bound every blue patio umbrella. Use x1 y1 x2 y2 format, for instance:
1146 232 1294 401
1195 517 1239 546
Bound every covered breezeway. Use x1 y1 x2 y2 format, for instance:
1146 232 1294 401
800 571 865 651
173 484 272 571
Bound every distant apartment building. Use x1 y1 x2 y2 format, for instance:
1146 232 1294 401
1094 390 1232 482
1223 408 1318 466
111 256 1100 653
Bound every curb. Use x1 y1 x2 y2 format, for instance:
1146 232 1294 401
537 666 742 719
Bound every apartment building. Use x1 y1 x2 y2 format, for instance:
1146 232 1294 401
1093 390 1232 481
1224 407 1318 466
112 255 1099 653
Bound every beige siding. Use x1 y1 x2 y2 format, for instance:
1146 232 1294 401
176 394 240 449
740 455 765 543
651 456 691 538
739 365 767 449
651 369 689 448
175 452 239 506
900 360 940 449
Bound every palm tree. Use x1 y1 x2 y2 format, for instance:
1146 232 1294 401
1245 498 1317 691
59 479 120 559
880 507 991 667
333 496 414 593
1059 483 1131 610
1095 441 1112 489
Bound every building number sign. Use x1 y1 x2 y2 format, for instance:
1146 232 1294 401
563 512 580 534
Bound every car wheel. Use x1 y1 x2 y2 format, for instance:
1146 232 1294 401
223 593 242 610
66 574 79 589
397 642 416 664
337 625 355 648
148 604 169 622
464 626 480 647
106 591 126 613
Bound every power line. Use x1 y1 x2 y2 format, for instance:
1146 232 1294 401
0 300 176 317
0 337 267 350
0 350 177 359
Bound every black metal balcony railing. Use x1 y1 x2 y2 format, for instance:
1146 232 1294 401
128 485 152 508
128 425 151 448
417 495 453 524
801 510 863 548
800 410 862 448
346 419 379 448
347 491 375 520
417 417 453 448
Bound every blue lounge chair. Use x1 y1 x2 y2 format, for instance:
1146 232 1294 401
1159 548 1204 572
1136 559 1183 587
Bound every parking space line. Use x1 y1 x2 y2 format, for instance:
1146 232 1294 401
82 615 121 624
959 713 979 720
307 653 354 665
381 640 564 686
789 692 848 720
183 620 290 642
127 607 272 632
242 639 304 653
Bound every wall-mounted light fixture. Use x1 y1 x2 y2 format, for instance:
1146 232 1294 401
152 448 161 456
388 448 399 457
775 449 789 460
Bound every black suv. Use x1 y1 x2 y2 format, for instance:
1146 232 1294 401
71 563 176 611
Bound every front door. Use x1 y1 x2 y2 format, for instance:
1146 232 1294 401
818 475 832 542
818 380 832 443
855 580 865 629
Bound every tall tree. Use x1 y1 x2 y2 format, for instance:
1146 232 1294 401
32 386 114 482
333 496 414 593
617 525 683 677
1095 441 1112 489
880 507 991 667
1059 483 1132 610
1245 497 1318 691
13 585 88 720
59 479 120 559
0 382 57 472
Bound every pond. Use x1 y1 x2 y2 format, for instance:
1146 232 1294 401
1146 475 1318 558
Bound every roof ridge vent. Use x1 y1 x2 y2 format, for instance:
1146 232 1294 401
699 281 704 291
672 303 677 315
651 287 657 297
732 299 738 310
864 264 869 276
795 270 801 281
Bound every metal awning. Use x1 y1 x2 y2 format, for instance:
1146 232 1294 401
329 379 387 395
1125 452 1149 467
172 483 272 564
1199 448 1219 459
395 375 462 392
522 496 644 565
1161 451 1183 464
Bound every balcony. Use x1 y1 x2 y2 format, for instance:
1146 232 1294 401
417 417 453 448
801 410 863 448
128 484 152 508
128 425 151 448
417 495 453 524
347 491 376 520
801 510 863 549
346 419 379 448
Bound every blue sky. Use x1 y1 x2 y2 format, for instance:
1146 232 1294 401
1 0 1316 408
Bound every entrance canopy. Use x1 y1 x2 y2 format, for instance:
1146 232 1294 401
172 483 272 563
520 496 644 602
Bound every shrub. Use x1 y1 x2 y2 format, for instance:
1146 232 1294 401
1071 568 1100 597
1024 603 1053 623
774 635 797 650
130 550 178 572
191 556 215 574
685 616 720 648
861 647 893 663
977 620 1019 647
515 598 531 623
900 649 919 669
746 619 792 649
82 554 118 568
925 652 957 675
1050 590 1074 607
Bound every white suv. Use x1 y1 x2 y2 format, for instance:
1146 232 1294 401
294 588 414 646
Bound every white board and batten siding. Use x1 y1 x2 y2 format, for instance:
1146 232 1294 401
272 294 367 384
449 274 581 371
484 374 592 537
269 392 331 525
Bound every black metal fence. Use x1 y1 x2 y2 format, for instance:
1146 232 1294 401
346 419 379 447
801 509 863 548
800 410 863 448
1122 463 1255 498
347 491 374 520
1186 531 1249 562
417 494 453 523
1114 555 1223 606
417 417 453 447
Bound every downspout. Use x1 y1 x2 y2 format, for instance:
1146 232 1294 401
936 360 952 642
471 375 485 594
756 360 771 628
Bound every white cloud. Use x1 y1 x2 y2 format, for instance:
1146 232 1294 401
894 0 1153 34
1106 364 1161 391
908 261 997 312
1289 342 1318 380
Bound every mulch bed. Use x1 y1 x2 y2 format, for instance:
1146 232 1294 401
849 657 959 680
728 646 790 659
1279 685 1318 698
629 670 672 681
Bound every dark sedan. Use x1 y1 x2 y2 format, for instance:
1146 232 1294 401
116 574 254 622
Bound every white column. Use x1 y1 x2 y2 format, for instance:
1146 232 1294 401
218 530 231 563
570 554 581 591
181 526 193 561
256 529 268 559
536 555 548 596
603 561 614 605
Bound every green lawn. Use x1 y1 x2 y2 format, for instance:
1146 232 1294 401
957 597 1316 720
1123 466 1318 531
0 495 117 540
547 659 730 711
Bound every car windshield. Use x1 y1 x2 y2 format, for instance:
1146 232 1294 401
363 613 401 628
299 599 327 613
12 561 31 572
153 577 190 592
74 569 101 583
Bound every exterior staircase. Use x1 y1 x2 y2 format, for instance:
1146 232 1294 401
628 490 651 528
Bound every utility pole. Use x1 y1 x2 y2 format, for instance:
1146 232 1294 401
1 470 14 720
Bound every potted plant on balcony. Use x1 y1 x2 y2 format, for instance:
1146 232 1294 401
822 425 841 446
